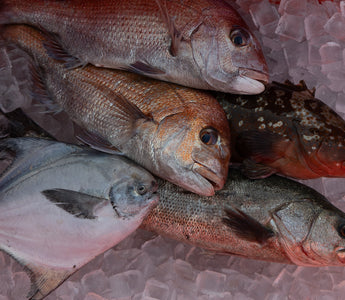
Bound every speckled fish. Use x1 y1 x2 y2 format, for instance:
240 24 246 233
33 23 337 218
141 168 345 266
0 137 158 300
0 0 269 94
1 25 231 196
216 80 345 179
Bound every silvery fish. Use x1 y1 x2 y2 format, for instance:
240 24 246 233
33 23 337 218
217 80 345 179
0 0 269 94
141 168 345 266
0 137 159 299
1 24 231 196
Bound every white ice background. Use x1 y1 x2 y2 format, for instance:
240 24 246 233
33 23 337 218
1 0 345 299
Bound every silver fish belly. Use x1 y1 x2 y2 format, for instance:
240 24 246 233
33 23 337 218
0 137 159 299
141 169 345 266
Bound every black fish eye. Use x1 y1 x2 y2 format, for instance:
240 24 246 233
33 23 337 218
200 128 218 145
338 224 345 238
230 28 249 47
136 184 147 195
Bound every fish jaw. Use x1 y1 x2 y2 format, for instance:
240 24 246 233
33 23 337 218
192 162 225 192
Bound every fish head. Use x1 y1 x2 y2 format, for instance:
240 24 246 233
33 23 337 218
109 163 159 219
153 101 231 196
309 135 345 177
190 2 268 94
302 208 345 266
272 199 345 266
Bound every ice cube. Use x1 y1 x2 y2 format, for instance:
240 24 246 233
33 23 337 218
278 0 307 16
324 13 345 40
107 270 145 298
142 279 170 300
249 0 279 28
81 269 110 295
196 270 226 294
304 14 329 40
84 293 107 300
275 13 306 42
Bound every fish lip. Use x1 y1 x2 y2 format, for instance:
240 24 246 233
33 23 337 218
336 247 345 264
192 162 225 192
238 68 269 85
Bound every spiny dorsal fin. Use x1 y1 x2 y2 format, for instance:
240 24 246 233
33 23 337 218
222 207 275 244
42 188 109 219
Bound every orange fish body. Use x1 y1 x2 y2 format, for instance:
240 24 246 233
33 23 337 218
217 81 345 179
2 24 231 196
0 0 268 94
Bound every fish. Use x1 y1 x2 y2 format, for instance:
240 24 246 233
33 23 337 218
216 80 345 179
0 0 269 94
1 24 231 196
141 168 345 266
0 137 159 299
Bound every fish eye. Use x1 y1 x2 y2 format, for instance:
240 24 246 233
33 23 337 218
338 224 345 238
230 28 249 47
136 184 147 195
200 128 218 145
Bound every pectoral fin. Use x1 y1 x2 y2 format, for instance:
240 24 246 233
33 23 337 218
241 159 277 179
29 62 62 114
41 29 84 69
125 61 165 76
222 207 274 244
236 130 290 163
155 0 182 56
41 188 109 219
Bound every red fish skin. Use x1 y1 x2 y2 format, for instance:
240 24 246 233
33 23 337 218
0 0 269 94
217 81 345 179
2 24 231 196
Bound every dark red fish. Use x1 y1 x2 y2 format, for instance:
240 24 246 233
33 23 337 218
217 80 345 179
0 0 268 94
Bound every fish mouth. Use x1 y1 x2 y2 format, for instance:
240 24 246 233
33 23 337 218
336 247 345 264
239 68 269 85
236 68 269 95
192 162 225 193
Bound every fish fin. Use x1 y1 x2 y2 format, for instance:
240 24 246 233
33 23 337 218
41 188 108 219
0 247 72 300
222 207 275 244
29 62 62 114
236 130 289 163
40 29 84 69
26 264 71 300
154 0 183 56
241 159 277 179
124 61 165 76
76 130 123 155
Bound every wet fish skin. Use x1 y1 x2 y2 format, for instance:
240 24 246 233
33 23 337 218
0 137 159 299
1 25 231 196
216 80 345 179
141 168 345 266
0 0 268 94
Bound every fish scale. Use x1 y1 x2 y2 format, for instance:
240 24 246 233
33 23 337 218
0 0 269 94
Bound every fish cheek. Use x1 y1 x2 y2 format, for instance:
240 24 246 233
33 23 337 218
307 212 345 264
